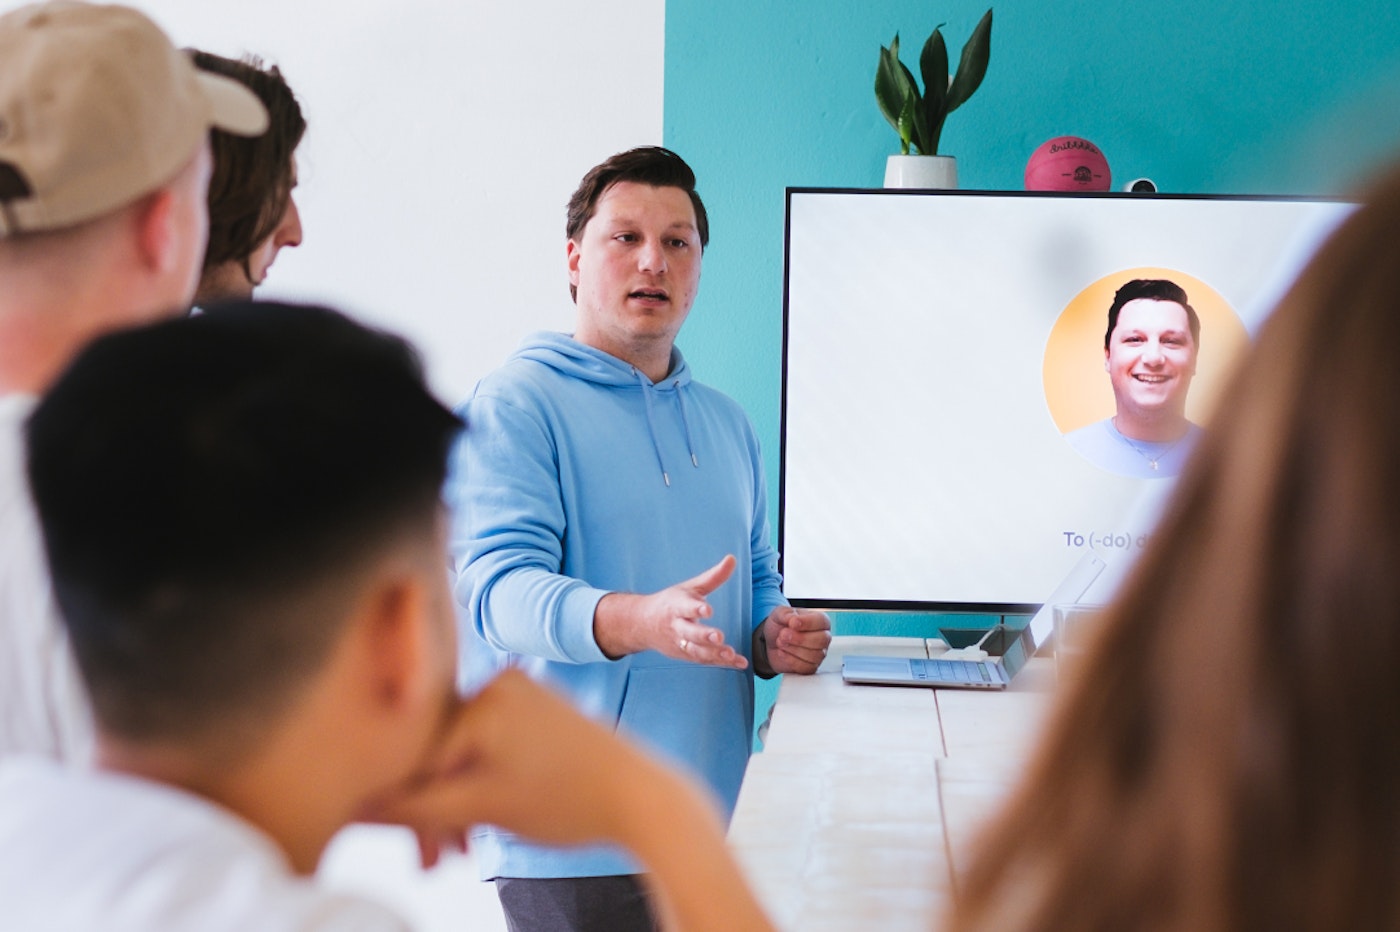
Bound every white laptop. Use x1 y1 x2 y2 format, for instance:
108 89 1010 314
840 551 1107 690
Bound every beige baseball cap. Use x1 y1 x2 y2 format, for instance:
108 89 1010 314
0 1 269 236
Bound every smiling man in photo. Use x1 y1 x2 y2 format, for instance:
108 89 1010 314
1067 278 1203 478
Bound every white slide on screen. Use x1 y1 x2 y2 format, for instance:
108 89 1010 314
780 190 1353 609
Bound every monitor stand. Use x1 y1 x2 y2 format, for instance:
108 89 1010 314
938 623 1019 657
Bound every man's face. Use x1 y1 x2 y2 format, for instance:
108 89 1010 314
567 181 702 359
1105 298 1198 419
246 160 303 291
198 160 304 304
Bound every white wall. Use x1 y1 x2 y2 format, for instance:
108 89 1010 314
100 0 665 406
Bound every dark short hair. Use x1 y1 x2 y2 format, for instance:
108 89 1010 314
191 51 306 279
1104 278 1202 349
26 302 461 744
564 146 709 300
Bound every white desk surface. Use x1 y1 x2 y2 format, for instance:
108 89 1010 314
729 635 1059 931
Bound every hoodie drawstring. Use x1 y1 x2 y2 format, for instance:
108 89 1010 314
637 370 671 486
634 370 700 487
673 380 700 469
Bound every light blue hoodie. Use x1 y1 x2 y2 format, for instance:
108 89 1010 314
448 332 787 880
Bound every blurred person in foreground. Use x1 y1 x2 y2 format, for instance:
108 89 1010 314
0 302 774 932
0 0 266 762
947 163 1400 931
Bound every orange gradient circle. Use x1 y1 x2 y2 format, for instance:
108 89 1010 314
1043 268 1248 433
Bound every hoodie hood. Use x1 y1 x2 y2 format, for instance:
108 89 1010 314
510 332 698 486
510 331 693 390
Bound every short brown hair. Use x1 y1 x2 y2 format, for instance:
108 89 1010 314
565 146 709 300
191 51 305 278
1105 277 1201 349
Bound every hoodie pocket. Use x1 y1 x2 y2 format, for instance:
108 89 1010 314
615 664 753 818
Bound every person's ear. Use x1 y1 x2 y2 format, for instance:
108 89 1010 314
566 238 583 290
360 572 433 712
132 189 180 276
1103 346 1111 373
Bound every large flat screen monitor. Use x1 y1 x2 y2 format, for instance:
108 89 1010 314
779 188 1355 613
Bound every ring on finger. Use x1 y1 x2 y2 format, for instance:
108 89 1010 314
680 638 689 651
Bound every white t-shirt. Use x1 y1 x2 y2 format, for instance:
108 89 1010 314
0 394 92 761
0 756 411 931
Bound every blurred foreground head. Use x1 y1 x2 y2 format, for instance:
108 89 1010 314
948 161 1400 931
26 302 461 755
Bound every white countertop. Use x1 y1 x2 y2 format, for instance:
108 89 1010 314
729 635 1059 931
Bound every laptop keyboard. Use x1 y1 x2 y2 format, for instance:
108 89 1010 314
914 659 992 683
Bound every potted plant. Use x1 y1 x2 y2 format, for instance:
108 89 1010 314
875 8 993 188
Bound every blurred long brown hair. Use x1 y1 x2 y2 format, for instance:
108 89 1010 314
946 164 1400 932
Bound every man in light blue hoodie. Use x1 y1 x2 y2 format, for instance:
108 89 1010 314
450 146 833 931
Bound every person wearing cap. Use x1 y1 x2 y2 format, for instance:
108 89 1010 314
0 0 267 761
190 50 306 307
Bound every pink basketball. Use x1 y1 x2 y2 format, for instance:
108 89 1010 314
1025 136 1111 192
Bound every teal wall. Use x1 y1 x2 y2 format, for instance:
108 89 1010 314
661 0 1400 739
665 0 1400 469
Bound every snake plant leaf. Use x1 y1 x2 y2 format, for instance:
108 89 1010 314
875 36 914 132
874 9 992 156
911 102 933 155
896 59 920 101
893 55 922 153
896 91 917 155
919 28 949 118
946 8 993 114
918 28 949 154
925 110 950 156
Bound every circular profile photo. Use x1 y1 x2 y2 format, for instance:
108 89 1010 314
1043 268 1247 479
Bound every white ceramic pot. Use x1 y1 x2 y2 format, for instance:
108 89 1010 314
884 154 958 189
